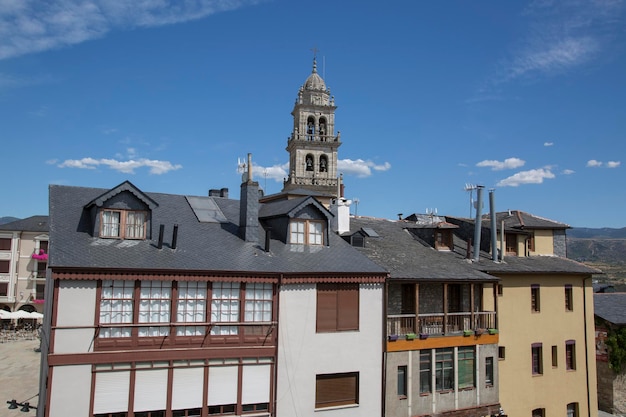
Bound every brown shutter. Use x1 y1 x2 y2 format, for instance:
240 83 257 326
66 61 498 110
316 284 338 332
337 284 359 331
315 373 358 408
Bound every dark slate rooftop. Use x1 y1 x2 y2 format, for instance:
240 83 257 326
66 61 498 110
49 184 386 276
348 216 497 282
0 215 49 232
470 252 601 275
594 293 626 325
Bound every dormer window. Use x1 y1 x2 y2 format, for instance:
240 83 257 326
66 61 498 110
435 230 453 251
101 209 147 239
290 220 324 245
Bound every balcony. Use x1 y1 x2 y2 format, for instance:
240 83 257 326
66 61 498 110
387 311 496 338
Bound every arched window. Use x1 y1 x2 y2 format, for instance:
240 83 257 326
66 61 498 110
307 116 316 140
319 117 327 139
319 155 328 173
306 154 314 171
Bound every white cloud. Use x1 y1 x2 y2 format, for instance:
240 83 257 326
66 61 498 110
0 0 262 60
495 0 625 84
544 142 554 147
338 159 391 178
57 157 182 174
249 163 289 182
562 169 575 175
497 168 555 187
586 159 603 167
607 161 621 168
476 157 525 171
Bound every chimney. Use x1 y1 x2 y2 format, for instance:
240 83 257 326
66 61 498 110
489 189 498 262
239 153 260 243
331 175 351 233
220 188 229 198
265 227 272 252
171 224 179 250
472 186 484 262
157 224 164 249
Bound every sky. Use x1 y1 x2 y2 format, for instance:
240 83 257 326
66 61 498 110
1 0 625 228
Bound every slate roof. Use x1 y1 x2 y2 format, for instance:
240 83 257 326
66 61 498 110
469 253 601 275
594 293 626 325
48 184 386 277
0 215 49 232
348 216 497 282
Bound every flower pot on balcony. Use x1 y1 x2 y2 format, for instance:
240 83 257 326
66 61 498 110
388 334 399 342
405 333 417 340
463 330 473 337
488 328 498 335
419 333 429 340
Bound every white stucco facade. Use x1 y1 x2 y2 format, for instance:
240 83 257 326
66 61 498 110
276 282 383 417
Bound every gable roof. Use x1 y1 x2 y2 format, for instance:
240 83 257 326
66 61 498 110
259 196 332 220
0 215 49 232
85 180 158 210
348 216 496 282
49 184 386 279
594 293 626 325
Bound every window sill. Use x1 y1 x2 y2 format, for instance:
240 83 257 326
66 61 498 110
314 404 359 412
397 395 407 400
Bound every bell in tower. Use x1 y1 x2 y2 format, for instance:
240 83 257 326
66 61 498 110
282 57 341 202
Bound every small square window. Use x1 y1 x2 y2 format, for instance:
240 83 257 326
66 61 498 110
315 372 359 408
498 346 506 360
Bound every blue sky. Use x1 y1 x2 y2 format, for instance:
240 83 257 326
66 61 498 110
1 0 625 228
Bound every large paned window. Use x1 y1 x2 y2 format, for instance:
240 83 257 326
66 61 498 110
316 283 359 332
36 260 47 279
244 283 272 335
531 343 543 375
419 350 432 393
531 284 540 312
566 340 576 370
139 281 171 337
0 238 11 251
100 280 134 338
435 348 454 391
289 220 324 245
176 281 207 336
211 282 240 335
101 210 147 239
458 346 475 389
315 372 359 409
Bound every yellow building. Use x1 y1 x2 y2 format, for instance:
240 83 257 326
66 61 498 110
450 211 600 417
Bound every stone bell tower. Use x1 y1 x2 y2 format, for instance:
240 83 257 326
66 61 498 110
282 57 341 199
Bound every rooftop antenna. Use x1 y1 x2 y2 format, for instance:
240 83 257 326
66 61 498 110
353 198 360 216
464 183 477 218
237 157 247 182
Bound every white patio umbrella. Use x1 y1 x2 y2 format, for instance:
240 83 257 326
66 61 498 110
30 312 44 319
10 310 34 319
0 309 10 319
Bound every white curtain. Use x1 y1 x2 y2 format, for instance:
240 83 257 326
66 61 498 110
210 282 239 335
138 281 171 337
99 280 133 338
125 211 146 239
244 283 272 322
308 222 323 245
102 211 120 237
177 281 207 336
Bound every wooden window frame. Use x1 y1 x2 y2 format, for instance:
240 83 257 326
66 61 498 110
289 219 325 245
435 230 453 250
100 209 147 240
315 372 359 409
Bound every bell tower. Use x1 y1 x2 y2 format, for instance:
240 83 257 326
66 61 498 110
282 57 341 199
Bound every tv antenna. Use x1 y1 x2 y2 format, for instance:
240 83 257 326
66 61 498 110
464 184 477 218
353 198 360 216
237 157 247 182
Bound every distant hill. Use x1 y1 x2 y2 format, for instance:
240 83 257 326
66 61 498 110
567 227 626 283
569 227 626 239
0 216 19 225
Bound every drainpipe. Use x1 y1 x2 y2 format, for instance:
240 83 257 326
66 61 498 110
583 275 592 417
489 189 497 262
473 186 484 262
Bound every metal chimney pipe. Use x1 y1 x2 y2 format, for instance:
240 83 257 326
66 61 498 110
489 189 497 262
473 186 484 262
157 224 164 249
171 224 179 250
